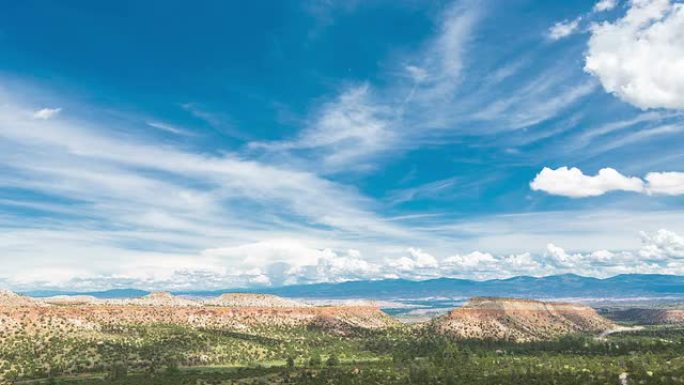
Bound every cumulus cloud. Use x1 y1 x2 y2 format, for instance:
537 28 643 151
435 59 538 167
644 171 684 195
4 229 684 290
201 240 386 286
297 249 383 284
537 230 684 275
530 166 644 197
594 0 619 12
548 18 582 40
203 239 324 270
585 0 684 109
531 167 684 197
443 251 497 269
545 243 576 267
638 229 684 260
440 251 542 280
387 248 440 279
33 107 62 120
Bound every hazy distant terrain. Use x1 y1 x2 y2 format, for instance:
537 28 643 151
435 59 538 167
26 273 684 299
23 274 684 320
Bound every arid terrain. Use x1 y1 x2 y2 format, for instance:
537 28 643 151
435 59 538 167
0 290 397 383
429 297 616 341
2 290 684 385
600 306 684 325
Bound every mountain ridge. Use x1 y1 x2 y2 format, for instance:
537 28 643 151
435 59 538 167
18 273 684 300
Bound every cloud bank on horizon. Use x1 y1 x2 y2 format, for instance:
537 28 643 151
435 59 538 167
0 0 682 290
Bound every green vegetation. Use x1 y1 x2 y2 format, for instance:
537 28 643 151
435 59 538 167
0 318 391 384
3 319 684 384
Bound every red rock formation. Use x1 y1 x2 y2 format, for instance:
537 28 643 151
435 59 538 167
431 297 615 341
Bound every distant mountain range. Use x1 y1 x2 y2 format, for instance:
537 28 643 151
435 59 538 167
21 274 684 300
24 288 149 299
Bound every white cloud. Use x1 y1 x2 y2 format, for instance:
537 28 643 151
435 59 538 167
443 251 497 269
297 249 383 284
0 88 429 291
469 73 596 130
386 176 460 205
422 1 479 87
202 239 324 270
531 167 684 198
250 85 394 169
388 248 439 276
644 171 684 195
530 166 644 197
594 0 619 12
33 107 62 120
638 229 684 260
250 1 482 169
1 0 683 292
548 18 581 40
442 251 499 273
501 230 684 277
405 65 428 83
146 121 193 136
202 240 385 286
396 0 480 118
0 93 411 237
406 247 439 268
545 243 575 267
439 251 536 280
585 0 684 109
3 228 684 289
546 0 618 41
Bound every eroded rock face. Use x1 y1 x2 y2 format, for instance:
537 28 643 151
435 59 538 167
603 308 684 325
0 305 396 336
42 295 99 306
430 297 616 342
0 290 45 307
126 291 201 307
203 293 309 308
40 292 309 308
0 288 397 336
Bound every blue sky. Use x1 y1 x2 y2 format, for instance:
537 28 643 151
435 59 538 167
0 0 683 290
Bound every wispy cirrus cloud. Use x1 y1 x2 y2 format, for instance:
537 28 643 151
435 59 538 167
250 0 483 170
594 0 619 12
1 0 683 292
545 0 619 41
32 107 61 120
253 0 600 173
0 87 423 289
146 121 195 136
401 0 480 102
1 97 408 236
250 85 395 170
386 176 461 205
548 18 582 40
